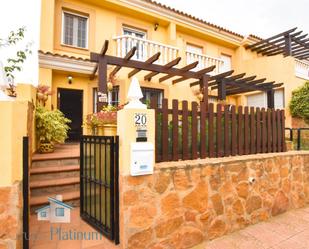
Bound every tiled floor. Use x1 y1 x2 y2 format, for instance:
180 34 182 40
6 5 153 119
199 206 309 249
30 208 120 249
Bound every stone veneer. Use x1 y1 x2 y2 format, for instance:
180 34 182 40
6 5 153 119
0 182 22 249
119 151 309 249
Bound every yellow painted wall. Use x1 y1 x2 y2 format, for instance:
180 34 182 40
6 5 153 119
0 101 30 187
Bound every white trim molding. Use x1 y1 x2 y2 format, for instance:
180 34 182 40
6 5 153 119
39 52 95 74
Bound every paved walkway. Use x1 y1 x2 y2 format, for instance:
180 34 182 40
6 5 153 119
30 206 309 249
30 208 120 249
196 206 309 249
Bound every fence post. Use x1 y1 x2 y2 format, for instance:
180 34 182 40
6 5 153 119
116 78 155 247
297 128 301 150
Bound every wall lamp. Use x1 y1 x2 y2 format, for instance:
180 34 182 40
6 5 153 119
67 75 73 84
154 23 159 31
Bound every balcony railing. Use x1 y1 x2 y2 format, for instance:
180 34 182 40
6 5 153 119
113 35 225 74
113 35 179 65
295 59 309 80
186 51 224 75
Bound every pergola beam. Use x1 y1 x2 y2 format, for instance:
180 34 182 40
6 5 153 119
90 40 109 80
159 61 199 83
144 57 181 81
247 28 309 59
246 27 297 49
172 65 215 84
109 46 137 77
128 52 161 78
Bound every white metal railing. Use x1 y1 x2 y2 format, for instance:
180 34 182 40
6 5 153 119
186 51 224 75
113 35 179 65
295 59 309 80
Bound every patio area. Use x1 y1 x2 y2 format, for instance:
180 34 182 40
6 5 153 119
196 206 309 249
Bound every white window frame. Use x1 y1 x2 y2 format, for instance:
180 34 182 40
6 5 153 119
40 211 47 217
61 10 89 49
122 26 147 39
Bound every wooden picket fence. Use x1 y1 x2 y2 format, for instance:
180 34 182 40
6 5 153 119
150 98 286 163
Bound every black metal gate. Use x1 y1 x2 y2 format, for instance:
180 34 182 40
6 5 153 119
23 136 29 249
80 135 119 244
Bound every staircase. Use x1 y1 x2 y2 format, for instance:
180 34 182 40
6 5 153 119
30 144 80 212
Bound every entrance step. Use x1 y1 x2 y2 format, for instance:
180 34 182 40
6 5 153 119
30 164 79 174
30 164 80 181
30 176 80 189
30 143 80 213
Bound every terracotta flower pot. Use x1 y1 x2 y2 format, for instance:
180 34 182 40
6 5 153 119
39 142 54 153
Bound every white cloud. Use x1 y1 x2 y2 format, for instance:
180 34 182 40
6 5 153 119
154 0 309 38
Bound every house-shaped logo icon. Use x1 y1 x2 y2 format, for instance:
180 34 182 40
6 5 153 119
35 195 73 223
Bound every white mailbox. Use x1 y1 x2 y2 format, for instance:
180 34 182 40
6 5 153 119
130 142 154 176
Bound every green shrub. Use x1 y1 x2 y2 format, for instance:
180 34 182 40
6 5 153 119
289 81 309 124
35 106 71 144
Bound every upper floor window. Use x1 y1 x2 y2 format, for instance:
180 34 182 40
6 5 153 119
62 11 88 49
186 44 203 55
122 26 146 60
220 54 232 72
123 26 146 39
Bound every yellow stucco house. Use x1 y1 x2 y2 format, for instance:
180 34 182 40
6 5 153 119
39 0 309 140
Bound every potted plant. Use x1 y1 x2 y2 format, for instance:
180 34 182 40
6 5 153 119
35 106 71 153
86 104 124 136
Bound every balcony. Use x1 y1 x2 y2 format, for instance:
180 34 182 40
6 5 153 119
186 51 224 75
295 59 309 80
113 35 178 65
113 35 224 74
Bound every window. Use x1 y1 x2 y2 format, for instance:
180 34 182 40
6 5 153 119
123 26 146 60
40 211 47 218
123 26 146 39
93 87 119 112
62 12 88 48
141 87 163 108
186 44 203 54
186 44 204 71
220 54 232 72
274 89 285 109
55 207 65 217
247 92 267 108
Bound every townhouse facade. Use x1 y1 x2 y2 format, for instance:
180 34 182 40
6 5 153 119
39 0 309 139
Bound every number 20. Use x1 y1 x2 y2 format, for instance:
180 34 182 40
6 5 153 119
135 114 147 125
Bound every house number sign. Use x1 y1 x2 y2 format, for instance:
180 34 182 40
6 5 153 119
134 113 147 127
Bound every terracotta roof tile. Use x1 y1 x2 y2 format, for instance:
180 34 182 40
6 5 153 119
141 0 244 39
38 50 91 62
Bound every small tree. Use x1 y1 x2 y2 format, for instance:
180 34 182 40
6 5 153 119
289 81 309 124
0 27 32 96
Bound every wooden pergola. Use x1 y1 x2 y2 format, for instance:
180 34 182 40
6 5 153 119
190 70 283 108
246 28 309 60
90 40 283 110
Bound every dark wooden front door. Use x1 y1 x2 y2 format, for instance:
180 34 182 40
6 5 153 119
58 88 83 141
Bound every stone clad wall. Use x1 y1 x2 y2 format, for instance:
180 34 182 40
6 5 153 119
0 182 22 249
119 151 309 249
